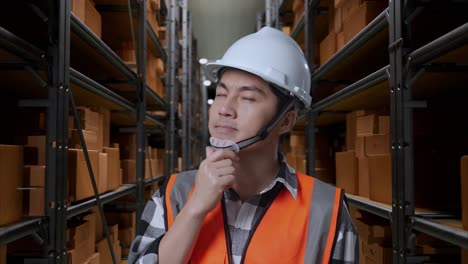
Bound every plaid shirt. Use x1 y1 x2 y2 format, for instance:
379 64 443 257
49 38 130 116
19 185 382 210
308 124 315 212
128 155 359 263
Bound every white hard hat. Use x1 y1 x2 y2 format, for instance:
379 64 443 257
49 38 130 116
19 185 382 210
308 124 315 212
205 26 312 109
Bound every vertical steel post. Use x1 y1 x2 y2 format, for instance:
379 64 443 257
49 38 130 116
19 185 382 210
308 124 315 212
165 0 179 174
188 13 193 168
304 0 317 176
46 0 70 262
135 0 147 234
389 0 414 263
201 76 209 154
257 12 263 31
181 0 189 171
266 0 272 27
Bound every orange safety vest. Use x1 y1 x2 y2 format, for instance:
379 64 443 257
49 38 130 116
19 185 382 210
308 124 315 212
164 172 343 264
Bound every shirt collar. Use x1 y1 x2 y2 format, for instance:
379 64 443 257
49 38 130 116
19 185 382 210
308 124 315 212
224 153 299 200
258 153 298 199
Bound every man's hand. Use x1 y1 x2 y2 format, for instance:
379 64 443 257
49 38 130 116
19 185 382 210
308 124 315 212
188 147 239 217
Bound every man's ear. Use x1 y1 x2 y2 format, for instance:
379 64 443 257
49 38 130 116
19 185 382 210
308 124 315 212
278 110 297 135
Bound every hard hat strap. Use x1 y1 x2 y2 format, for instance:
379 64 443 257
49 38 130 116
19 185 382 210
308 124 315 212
235 98 296 150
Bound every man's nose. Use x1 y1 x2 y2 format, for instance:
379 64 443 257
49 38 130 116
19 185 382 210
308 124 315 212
218 96 237 118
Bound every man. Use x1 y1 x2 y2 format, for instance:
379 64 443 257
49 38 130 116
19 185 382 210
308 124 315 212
128 27 358 264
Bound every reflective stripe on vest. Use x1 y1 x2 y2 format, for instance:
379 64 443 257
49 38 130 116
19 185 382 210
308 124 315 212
164 172 343 263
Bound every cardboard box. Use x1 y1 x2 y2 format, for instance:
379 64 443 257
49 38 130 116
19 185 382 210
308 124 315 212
365 134 390 155
461 156 468 230
462 248 468 264
113 133 137 147
105 211 136 229
337 31 346 51
118 227 136 244
335 151 358 194
122 159 158 183
103 147 121 191
334 7 343 33
358 157 370 198
341 0 360 22
0 244 5 264
93 208 103 241
354 217 392 244
99 153 108 193
71 0 85 21
84 0 102 38
355 136 365 158
27 136 46 166
23 146 39 165
108 224 119 243
369 154 392 204
146 158 158 179
149 0 160 11
320 32 337 65
68 149 100 202
67 220 91 249
21 187 44 216
156 158 165 176
356 114 378 136
97 239 121 264
343 1 386 43
69 129 99 151
24 165 46 187
363 242 393 264
120 144 136 160
86 253 100 264
346 110 369 151
0 145 23 226
66 238 95 264
77 107 99 132
147 9 159 34
83 211 97 247
290 134 305 147
90 107 111 151
378 115 390 135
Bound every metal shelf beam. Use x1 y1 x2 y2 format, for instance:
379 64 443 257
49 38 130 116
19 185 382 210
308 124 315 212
346 194 392 220
291 15 304 40
70 14 137 81
70 68 135 112
408 23 468 67
312 8 388 81
0 218 47 245
411 217 468 249
147 21 167 62
311 66 389 112
67 185 136 218
0 26 45 65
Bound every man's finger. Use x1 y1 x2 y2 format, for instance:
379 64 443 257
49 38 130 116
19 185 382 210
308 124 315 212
205 146 214 158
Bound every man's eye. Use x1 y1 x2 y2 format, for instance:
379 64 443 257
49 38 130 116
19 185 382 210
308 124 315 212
242 97 255 102
216 94 226 97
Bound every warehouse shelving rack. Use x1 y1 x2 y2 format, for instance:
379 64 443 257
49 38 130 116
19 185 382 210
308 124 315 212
0 0 182 263
276 0 468 263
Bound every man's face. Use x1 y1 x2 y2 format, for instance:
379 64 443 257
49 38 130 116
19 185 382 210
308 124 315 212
208 69 279 144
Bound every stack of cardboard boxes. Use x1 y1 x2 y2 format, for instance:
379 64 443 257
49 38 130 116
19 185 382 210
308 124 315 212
67 212 100 264
461 156 468 244
71 0 102 38
68 107 122 203
336 110 391 203
320 0 386 64
292 0 305 30
352 209 393 264
114 133 165 183
284 131 334 183
105 210 137 256
0 145 23 226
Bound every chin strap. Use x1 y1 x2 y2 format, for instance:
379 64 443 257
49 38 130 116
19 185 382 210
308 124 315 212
210 99 295 152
